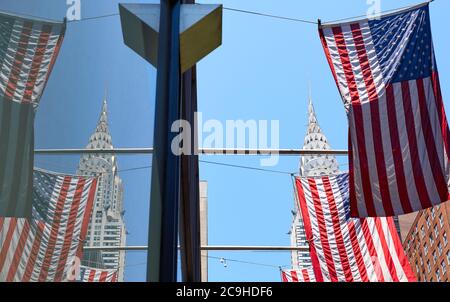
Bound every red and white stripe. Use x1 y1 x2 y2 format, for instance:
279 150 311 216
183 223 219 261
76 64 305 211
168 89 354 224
295 174 416 282
80 266 118 283
282 269 316 283
319 17 449 218
0 171 97 282
0 13 65 106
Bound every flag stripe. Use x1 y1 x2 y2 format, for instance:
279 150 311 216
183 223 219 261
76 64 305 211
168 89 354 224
54 178 86 282
373 218 399 281
309 178 338 281
332 26 377 217
4 21 33 100
431 72 450 158
88 269 95 282
22 24 51 104
401 81 433 209
416 78 448 199
0 219 17 272
359 219 384 282
385 218 416 282
295 174 415 282
347 220 369 281
22 221 45 282
295 179 324 282
6 220 30 281
385 84 414 213
351 22 395 216
37 176 71 281
351 23 393 216
1 170 98 282
77 178 97 258
281 269 316 283
322 177 353 282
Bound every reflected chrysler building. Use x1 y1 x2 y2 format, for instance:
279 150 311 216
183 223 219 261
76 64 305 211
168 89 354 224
77 98 126 281
290 94 340 269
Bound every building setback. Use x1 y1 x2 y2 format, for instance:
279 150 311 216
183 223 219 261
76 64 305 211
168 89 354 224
401 202 450 282
77 98 126 282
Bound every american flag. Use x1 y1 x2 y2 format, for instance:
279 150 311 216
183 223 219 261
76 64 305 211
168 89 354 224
0 12 66 218
281 268 316 283
319 3 450 217
0 169 97 282
78 266 118 282
295 174 416 282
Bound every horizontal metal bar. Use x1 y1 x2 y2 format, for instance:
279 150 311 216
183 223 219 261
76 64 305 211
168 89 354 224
35 148 154 155
35 148 349 156
83 246 309 252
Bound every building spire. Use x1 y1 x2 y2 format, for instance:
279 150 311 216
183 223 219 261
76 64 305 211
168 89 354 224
300 87 340 176
96 95 109 133
306 87 321 135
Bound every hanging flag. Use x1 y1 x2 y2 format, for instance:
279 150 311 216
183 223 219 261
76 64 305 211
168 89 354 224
0 169 97 282
281 268 316 283
78 266 118 282
319 3 450 217
295 174 416 282
0 12 66 218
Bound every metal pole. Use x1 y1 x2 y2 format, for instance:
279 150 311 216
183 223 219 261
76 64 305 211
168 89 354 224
83 246 309 252
34 148 349 156
147 0 182 282
179 0 201 283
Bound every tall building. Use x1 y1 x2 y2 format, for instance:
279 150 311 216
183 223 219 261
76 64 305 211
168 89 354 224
290 96 340 269
401 203 450 282
77 98 126 282
200 181 208 282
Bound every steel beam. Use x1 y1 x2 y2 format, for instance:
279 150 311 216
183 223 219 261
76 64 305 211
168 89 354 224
83 245 309 252
179 0 201 282
34 148 349 156
147 0 182 282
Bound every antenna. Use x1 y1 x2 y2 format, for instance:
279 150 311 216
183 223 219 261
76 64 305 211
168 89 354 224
308 81 312 103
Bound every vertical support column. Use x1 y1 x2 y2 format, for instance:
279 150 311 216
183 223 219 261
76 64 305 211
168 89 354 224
147 0 182 282
179 68 201 282
179 0 202 283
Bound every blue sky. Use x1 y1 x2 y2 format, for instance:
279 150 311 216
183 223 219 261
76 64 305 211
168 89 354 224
1 0 449 282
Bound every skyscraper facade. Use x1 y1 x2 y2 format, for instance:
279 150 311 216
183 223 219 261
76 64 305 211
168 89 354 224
290 96 340 269
401 203 450 282
77 98 126 282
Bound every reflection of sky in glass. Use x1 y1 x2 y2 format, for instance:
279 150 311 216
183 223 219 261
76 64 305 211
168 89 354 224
2 0 450 282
